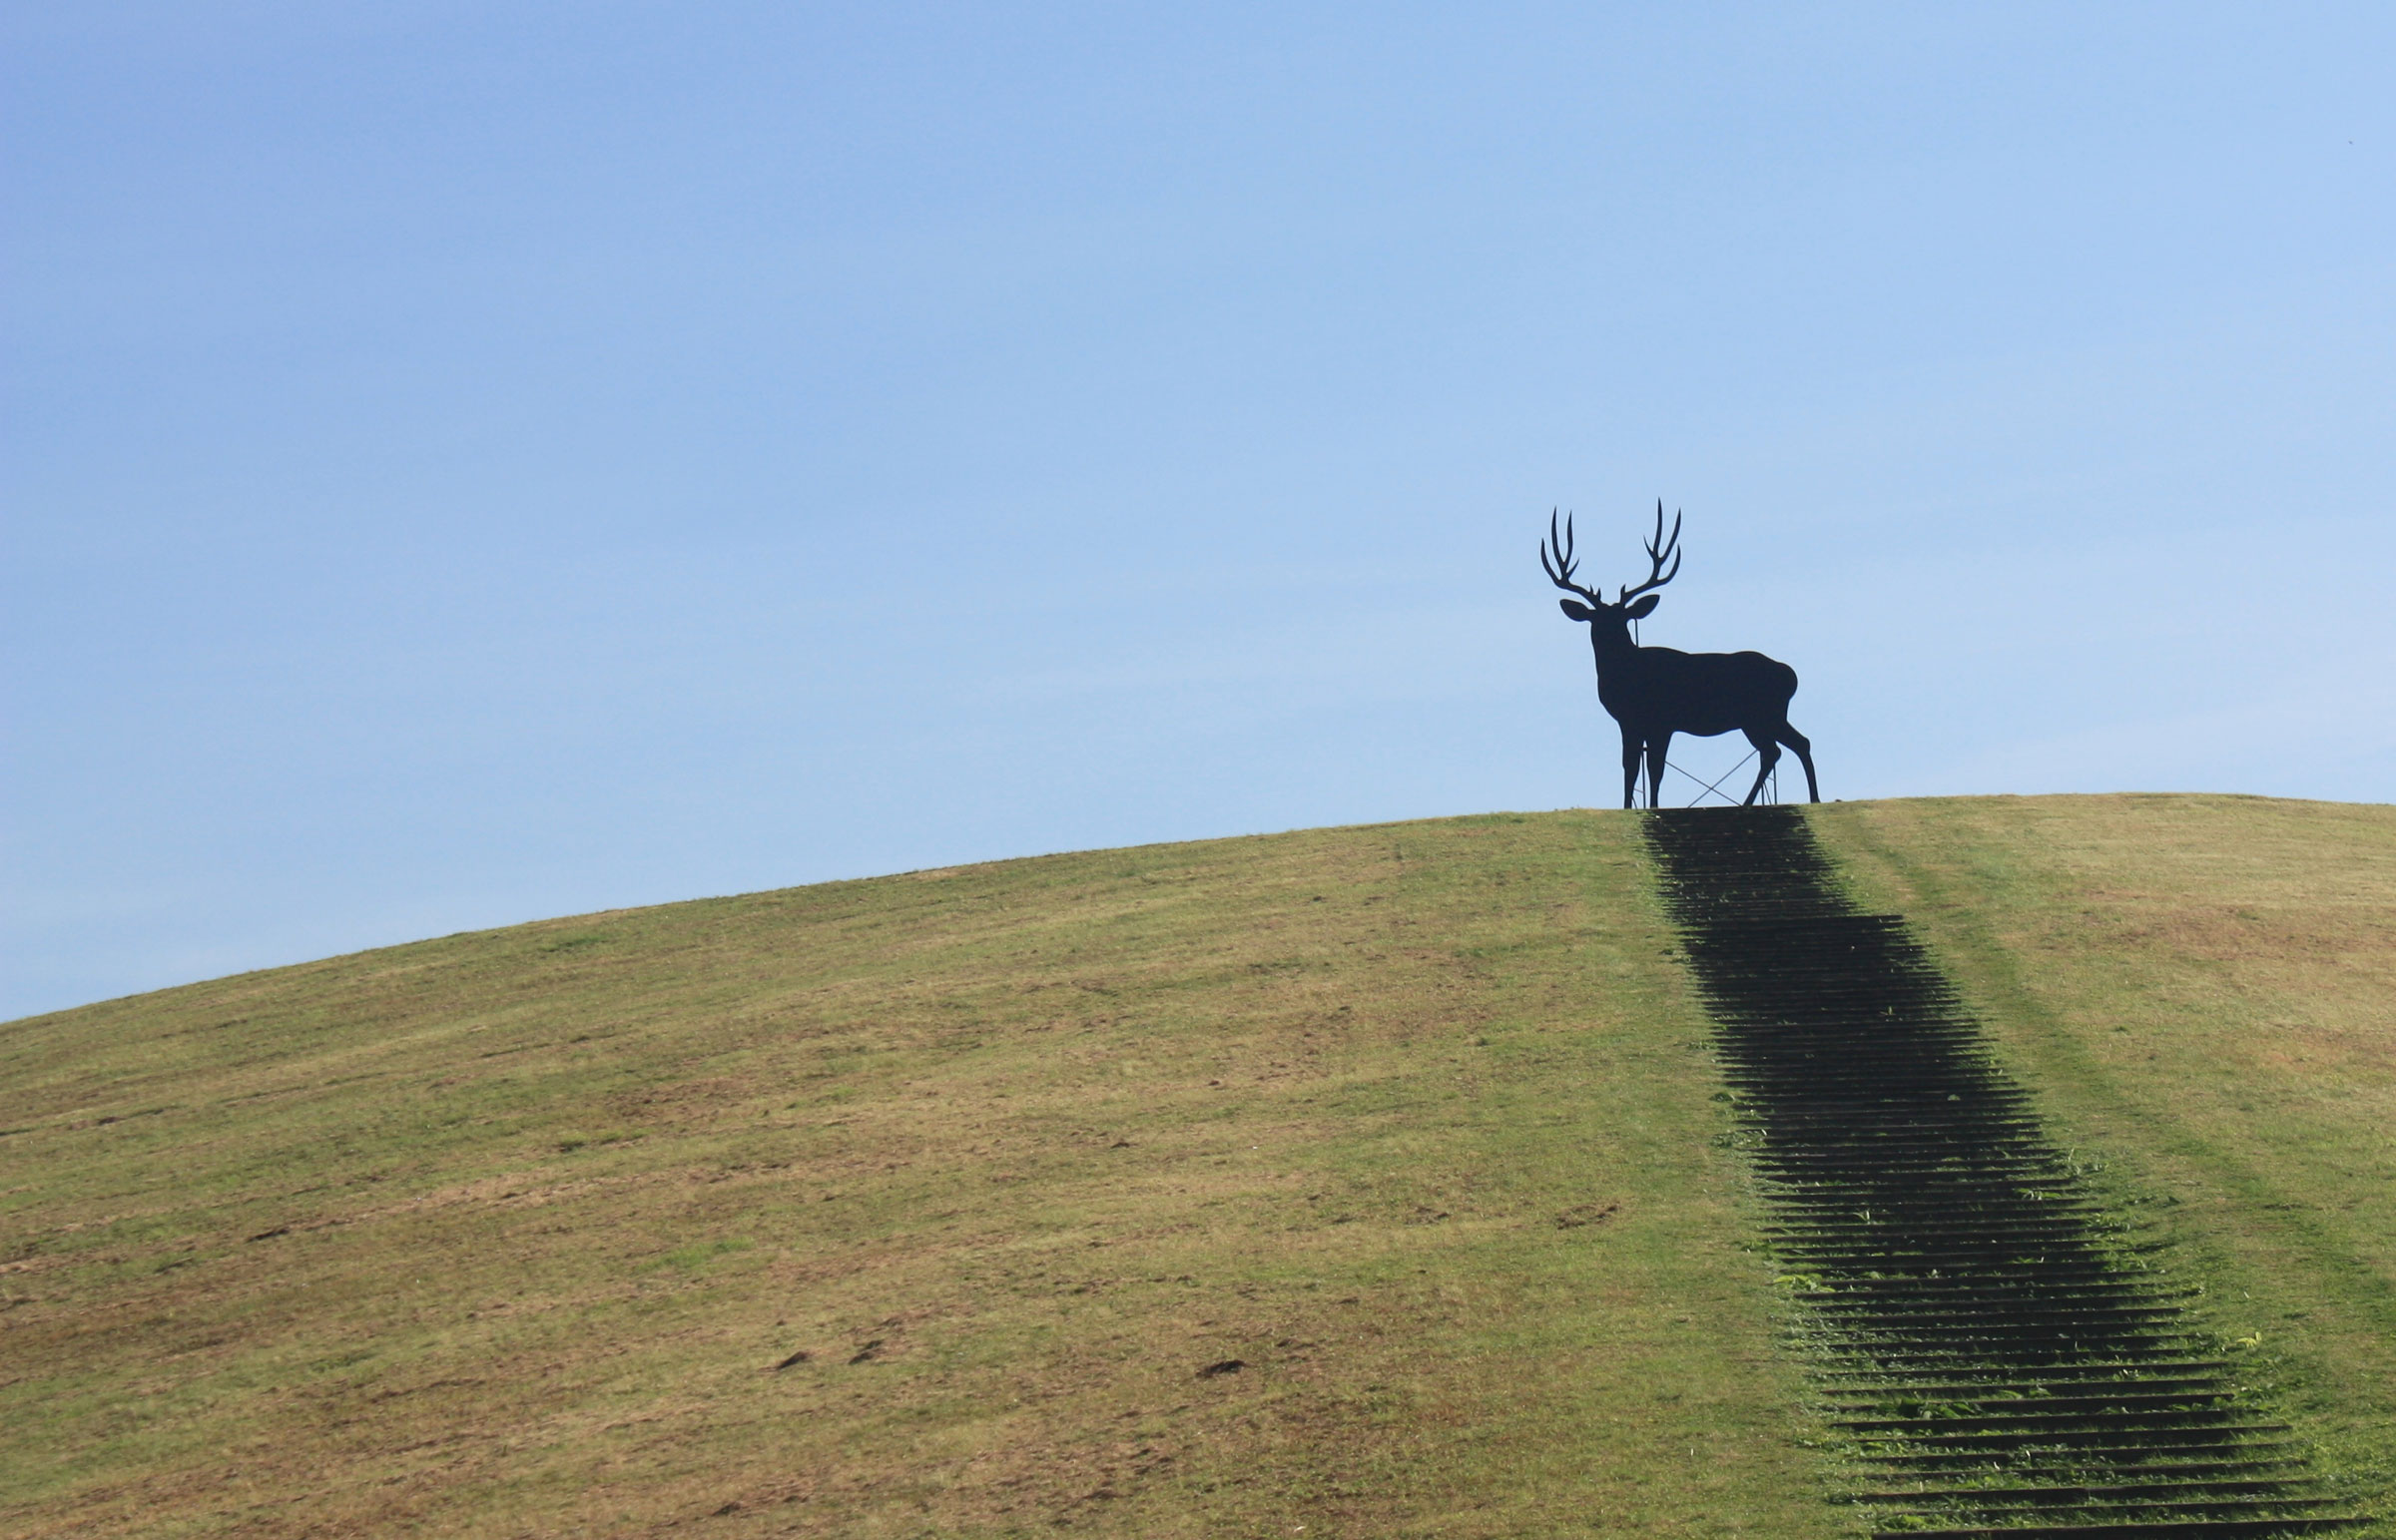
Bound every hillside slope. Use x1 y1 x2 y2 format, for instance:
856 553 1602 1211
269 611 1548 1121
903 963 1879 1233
4 812 1830 1538
4 795 2391 1537
1818 794 2396 1514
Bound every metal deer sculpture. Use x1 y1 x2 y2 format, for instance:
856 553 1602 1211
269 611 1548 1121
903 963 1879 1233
1541 503 1820 809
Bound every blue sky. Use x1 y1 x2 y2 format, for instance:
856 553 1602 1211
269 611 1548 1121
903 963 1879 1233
7 3 2392 1020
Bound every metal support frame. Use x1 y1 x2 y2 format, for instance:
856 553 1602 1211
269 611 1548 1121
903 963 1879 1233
1664 748 1777 807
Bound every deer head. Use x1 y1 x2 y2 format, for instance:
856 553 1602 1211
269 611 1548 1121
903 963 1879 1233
1540 501 1682 642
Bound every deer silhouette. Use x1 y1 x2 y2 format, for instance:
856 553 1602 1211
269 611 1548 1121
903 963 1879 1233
1541 503 1820 809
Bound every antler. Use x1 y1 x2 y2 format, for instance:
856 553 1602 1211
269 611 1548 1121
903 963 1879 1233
1618 500 1682 603
1540 509 1604 606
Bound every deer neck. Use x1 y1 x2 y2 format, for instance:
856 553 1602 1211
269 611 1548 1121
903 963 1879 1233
1587 623 1641 673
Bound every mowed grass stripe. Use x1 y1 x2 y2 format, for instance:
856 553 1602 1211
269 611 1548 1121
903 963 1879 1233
1647 805 2375 1536
1814 794 2396 1531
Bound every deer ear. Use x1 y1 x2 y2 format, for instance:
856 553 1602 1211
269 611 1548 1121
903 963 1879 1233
1558 599 1594 622
1625 594 1661 620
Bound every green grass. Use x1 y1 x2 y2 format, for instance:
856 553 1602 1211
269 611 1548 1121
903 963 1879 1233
1 812 1829 1538
3 795 2390 1537
1816 793 2396 1517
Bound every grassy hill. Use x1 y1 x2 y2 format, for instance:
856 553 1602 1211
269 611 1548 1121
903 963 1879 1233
4 795 2391 1538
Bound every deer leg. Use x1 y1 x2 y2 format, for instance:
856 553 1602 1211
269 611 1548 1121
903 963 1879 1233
1778 724 1821 802
1740 728 1781 805
1619 730 1642 810
1646 731 1673 809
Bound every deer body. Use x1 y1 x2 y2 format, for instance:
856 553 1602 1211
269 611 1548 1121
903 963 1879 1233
1543 505 1820 809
